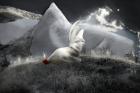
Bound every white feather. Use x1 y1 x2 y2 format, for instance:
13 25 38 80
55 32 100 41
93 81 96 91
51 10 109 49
69 21 81 44
48 21 85 63
70 29 85 52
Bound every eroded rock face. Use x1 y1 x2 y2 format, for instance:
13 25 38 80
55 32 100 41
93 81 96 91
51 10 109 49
0 6 42 67
0 32 33 68
0 57 140 93
0 6 41 45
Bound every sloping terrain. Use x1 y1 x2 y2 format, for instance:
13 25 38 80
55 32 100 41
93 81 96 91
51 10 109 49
0 6 42 44
0 5 41 22
0 29 34 69
0 6 42 68
0 19 39 44
0 56 140 93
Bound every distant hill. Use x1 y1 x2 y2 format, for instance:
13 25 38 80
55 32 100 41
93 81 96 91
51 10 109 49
0 5 41 22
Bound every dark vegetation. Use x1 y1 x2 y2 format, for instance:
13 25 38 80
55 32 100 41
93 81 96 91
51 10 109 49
0 56 140 93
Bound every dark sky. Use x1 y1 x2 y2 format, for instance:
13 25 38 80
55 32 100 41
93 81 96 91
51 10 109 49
0 0 140 30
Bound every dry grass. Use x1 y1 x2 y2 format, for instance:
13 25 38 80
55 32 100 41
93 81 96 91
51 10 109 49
0 55 140 93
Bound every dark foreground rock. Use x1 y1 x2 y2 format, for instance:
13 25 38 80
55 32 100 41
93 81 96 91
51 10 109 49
0 57 140 93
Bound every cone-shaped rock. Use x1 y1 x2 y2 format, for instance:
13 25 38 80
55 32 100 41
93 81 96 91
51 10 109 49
30 3 71 56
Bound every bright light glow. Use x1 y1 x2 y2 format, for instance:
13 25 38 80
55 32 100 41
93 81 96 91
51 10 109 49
83 7 123 32
95 8 110 25
117 9 120 12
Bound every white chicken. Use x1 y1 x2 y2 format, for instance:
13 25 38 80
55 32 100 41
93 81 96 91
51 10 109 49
48 21 85 63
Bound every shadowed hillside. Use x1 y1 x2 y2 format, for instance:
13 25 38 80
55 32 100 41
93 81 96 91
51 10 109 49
0 56 140 93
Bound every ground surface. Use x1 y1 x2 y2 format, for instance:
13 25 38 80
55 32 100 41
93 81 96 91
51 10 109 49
0 57 140 93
